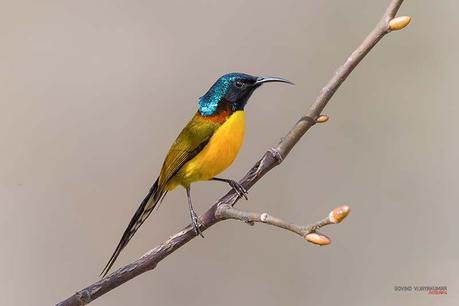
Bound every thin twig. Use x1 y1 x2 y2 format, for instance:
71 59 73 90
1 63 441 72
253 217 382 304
217 205 333 239
56 1 409 305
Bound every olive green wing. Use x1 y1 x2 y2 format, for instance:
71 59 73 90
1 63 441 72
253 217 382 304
158 113 219 188
100 113 219 277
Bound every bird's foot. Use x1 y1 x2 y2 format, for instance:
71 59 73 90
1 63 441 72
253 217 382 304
228 180 249 200
190 210 204 238
211 177 248 200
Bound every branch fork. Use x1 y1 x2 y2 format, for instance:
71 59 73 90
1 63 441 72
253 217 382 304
217 204 350 246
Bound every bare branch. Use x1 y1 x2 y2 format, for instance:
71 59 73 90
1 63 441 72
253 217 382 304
217 205 349 245
56 1 409 305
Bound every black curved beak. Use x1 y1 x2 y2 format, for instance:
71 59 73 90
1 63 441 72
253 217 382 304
254 76 294 86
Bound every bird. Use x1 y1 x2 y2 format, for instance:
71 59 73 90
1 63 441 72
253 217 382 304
101 72 292 277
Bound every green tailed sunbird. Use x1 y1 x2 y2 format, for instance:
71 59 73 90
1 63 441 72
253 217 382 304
101 73 292 276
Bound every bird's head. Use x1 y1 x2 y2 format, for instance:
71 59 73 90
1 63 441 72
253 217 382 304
198 73 292 116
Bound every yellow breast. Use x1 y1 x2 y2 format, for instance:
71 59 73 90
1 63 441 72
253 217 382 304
174 110 244 187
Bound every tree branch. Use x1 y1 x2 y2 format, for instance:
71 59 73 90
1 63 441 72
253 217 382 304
56 1 409 305
217 204 350 245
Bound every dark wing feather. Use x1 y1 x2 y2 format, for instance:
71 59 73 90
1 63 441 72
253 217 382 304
100 179 161 277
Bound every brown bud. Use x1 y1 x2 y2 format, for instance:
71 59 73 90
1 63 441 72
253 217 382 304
389 16 411 31
329 205 350 224
304 233 331 246
316 115 329 123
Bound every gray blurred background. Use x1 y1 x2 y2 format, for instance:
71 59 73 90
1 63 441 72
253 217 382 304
0 1 457 305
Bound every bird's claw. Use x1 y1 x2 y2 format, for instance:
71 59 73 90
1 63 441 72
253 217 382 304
190 210 204 238
228 180 249 200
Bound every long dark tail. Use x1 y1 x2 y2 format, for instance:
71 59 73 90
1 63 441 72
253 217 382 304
100 178 166 277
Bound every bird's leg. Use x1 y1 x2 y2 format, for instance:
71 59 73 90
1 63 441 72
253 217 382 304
186 187 204 238
211 177 248 200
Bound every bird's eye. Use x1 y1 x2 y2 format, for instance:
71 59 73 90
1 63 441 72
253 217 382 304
234 81 244 88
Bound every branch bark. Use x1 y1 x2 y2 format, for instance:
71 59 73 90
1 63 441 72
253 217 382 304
57 1 409 305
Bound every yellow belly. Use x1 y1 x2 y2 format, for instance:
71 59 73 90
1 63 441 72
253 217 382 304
168 111 244 189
